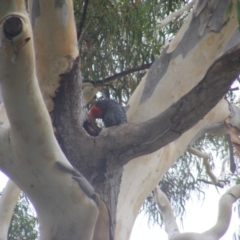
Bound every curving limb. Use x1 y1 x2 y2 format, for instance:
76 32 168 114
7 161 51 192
157 0 196 29
154 184 240 240
154 186 179 239
188 147 225 188
0 180 21 240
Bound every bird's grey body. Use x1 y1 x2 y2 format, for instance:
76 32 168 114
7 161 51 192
94 99 127 127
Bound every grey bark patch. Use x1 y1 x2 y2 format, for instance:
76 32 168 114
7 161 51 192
139 48 171 105
61 3 69 26
197 1 228 35
140 14 203 104
139 1 229 104
208 1 229 32
55 0 68 26
224 29 240 53
55 0 66 8
195 0 208 16
31 0 40 28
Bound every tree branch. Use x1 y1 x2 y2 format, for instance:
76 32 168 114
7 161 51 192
188 147 224 188
84 63 152 87
201 184 240 240
229 86 239 91
77 0 89 39
81 63 153 104
154 184 239 240
163 184 240 240
55 43 240 177
226 134 236 173
154 186 179 239
98 45 240 165
197 179 225 188
157 0 196 29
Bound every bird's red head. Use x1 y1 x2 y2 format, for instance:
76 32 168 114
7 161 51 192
88 105 104 119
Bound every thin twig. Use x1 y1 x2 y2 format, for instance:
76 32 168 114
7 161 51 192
157 0 196 28
229 87 239 91
77 0 89 39
188 147 225 187
226 134 236 173
78 20 92 46
84 62 152 87
197 179 225 188
220 156 228 180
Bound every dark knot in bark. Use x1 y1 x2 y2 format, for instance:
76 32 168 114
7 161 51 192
3 16 22 39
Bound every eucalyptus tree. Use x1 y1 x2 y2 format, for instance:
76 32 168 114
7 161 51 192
0 1 240 240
